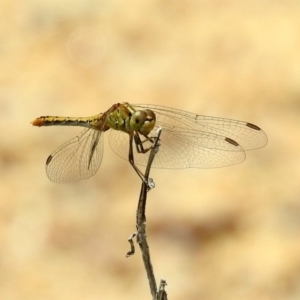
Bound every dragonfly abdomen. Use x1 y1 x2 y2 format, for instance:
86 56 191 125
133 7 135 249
32 115 102 129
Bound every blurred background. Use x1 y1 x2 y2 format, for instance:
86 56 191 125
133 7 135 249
1 1 300 299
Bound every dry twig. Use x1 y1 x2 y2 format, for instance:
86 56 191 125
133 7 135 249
127 128 168 300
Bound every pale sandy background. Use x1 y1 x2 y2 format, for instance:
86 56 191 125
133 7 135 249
1 1 300 300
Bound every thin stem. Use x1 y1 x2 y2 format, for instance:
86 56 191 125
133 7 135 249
136 128 167 300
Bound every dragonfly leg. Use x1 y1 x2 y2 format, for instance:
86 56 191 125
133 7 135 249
128 134 148 183
133 132 158 154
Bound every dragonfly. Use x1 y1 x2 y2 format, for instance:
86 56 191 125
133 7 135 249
32 102 268 183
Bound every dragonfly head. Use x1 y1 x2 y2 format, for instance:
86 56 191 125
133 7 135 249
130 109 156 136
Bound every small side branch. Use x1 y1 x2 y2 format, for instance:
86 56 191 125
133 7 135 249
157 279 168 300
126 233 136 257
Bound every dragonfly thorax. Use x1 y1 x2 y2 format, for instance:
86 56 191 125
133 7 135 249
130 109 156 136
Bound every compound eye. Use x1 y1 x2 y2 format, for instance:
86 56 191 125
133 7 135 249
134 113 146 124
130 111 147 131
140 109 156 135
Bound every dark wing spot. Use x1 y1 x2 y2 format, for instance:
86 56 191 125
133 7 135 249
46 155 53 165
246 122 261 130
225 137 239 147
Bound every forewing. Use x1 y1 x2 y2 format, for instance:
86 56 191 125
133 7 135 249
108 103 267 169
46 128 104 182
135 104 268 151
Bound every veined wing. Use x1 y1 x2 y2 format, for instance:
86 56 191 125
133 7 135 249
46 128 104 182
135 104 268 150
108 104 267 169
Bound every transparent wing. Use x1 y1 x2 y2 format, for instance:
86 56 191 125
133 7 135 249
108 104 267 169
46 128 104 182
